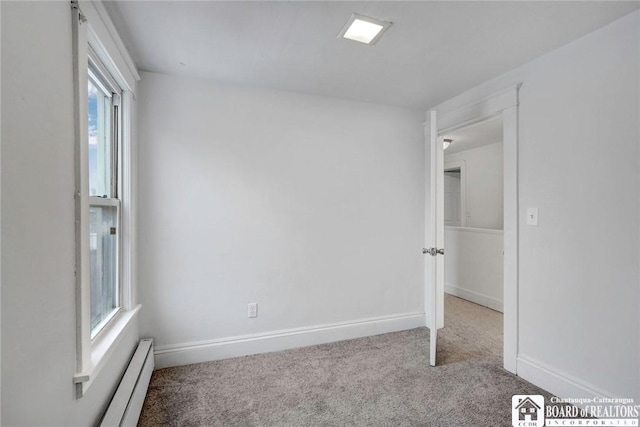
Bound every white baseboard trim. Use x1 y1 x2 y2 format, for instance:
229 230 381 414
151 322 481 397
445 284 503 313
154 312 426 369
517 355 618 407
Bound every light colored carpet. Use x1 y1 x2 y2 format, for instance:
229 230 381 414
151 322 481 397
139 295 552 426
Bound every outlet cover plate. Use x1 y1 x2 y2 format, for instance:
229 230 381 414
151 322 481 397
248 302 258 318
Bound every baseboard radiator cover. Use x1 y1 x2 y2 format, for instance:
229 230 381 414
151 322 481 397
100 338 155 427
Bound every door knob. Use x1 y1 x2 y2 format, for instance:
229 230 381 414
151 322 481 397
422 248 444 256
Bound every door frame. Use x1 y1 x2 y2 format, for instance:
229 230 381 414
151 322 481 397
424 84 520 373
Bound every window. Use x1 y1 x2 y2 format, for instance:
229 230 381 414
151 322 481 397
87 61 122 337
72 0 140 398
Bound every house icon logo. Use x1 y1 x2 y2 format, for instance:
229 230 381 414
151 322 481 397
512 395 544 427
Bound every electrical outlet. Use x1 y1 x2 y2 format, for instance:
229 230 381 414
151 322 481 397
248 302 258 318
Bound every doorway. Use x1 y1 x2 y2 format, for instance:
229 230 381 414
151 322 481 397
424 84 520 373
440 116 504 314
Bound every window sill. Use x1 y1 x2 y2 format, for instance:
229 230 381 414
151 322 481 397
74 304 141 398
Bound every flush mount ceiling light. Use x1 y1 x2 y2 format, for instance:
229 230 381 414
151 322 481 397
338 13 392 46
443 138 453 150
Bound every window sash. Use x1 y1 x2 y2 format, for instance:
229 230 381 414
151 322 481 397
90 306 121 340
89 198 121 339
87 54 122 339
88 63 121 199
89 196 120 207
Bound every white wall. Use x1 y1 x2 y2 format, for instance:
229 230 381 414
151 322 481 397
432 10 640 402
444 227 504 312
445 142 503 230
137 72 425 365
1 2 139 425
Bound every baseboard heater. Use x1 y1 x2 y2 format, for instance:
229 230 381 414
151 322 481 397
100 339 155 427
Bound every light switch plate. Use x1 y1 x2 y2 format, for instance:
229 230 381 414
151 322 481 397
526 208 539 226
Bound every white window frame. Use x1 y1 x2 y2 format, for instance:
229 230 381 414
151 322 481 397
88 52 123 339
72 1 140 398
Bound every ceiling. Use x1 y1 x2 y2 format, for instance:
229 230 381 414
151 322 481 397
104 1 639 110
441 116 502 155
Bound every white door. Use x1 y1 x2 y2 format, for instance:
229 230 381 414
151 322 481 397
424 110 445 366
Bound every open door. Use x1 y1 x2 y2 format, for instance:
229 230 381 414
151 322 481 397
424 110 445 366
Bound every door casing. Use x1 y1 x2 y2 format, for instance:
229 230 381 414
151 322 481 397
424 84 520 373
